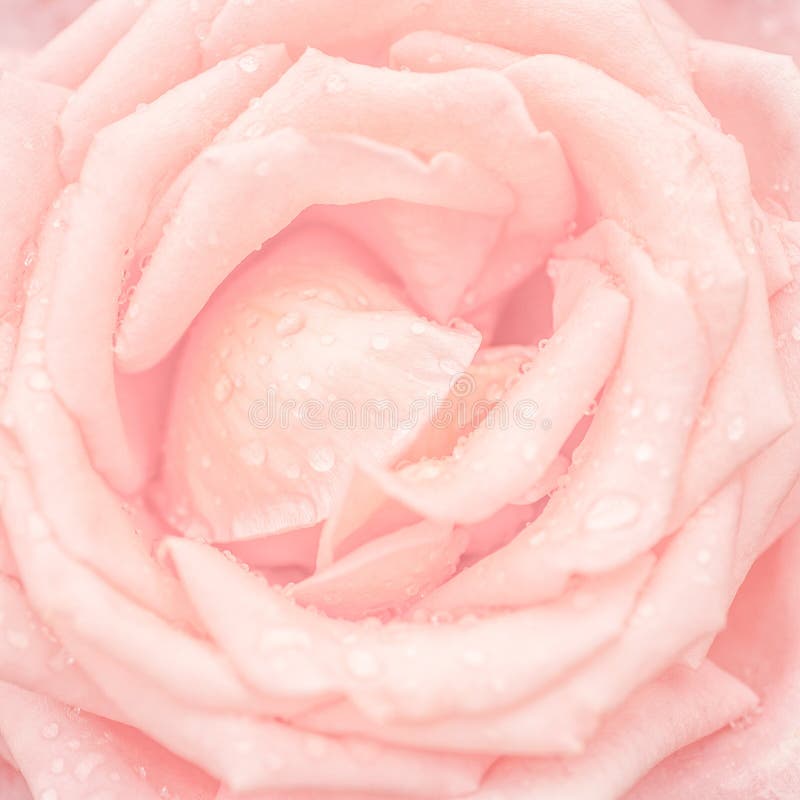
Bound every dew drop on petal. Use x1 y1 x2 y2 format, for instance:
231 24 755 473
276 311 305 337
74 752 105 782
296 373 311 390
6 630 29 649
371 334 390 351
325 72 347 93
239 440 267 467
791 322 800 342
237 54 260 73
41 722 59 740
260 627 312 651
213 375 233 403
438 358 460 376
410 320 426 335
584 494 640 532
654 401 671 423
634 441 655 463
308 445 336 473
286 463 301 480
346 648 380 678
27 371 52 391
40 789 58 800
50 758 65 775
696 548 712 566
462 649 487 667
726 415 746 443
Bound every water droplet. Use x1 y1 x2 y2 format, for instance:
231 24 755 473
438 358 460 375
791 322 800 342
213 375 233 402
29 512 49 540
41 722 59 740
629 397 644 419
462 649 486 666
325 72 347 93
654 401 671 423
237 54 260 73
584 494 640 532
6 630 29 649
127 301 140 319
276 311 305 337
296 373 311 390
410 320 426 335
744 236 757 255
74 752 105 782
286 463 301 480
371 334 390 351
50 758 65 775
239 440 266 467
696 548 712 565
260 627 312 650
726 415 746 442
634 442 655 463
346 648 380 678
27 371 52 391
40 789 58 800
308 445 335 473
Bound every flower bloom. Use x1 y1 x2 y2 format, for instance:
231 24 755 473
0 1 799 798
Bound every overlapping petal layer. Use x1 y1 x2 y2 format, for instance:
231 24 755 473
0 1 798 799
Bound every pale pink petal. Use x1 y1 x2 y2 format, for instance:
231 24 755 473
157 227 481 542
117 130 507 373
690 39 800 218
0 574 115 718
167 535 651 724
59 637 489 797
289 520 465 619
20 0 148 89
423 222 708 610
628 522 800 799
504 54 746 366
205 0 701 112
0 0 93 53
0 73 67 359
670 0 800 64
0 682 217 800
37 44 289 492
367 278 629 525
390 30 524 72
478 661 757 800
57 0 228 177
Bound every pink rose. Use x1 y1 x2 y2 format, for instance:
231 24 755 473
0 1 799 799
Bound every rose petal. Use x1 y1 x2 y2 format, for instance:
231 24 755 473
366 277 629 525
20 0 147 90
37 44 289 492
166 535 651 723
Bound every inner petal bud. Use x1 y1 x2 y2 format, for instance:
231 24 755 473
158 227 481 542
